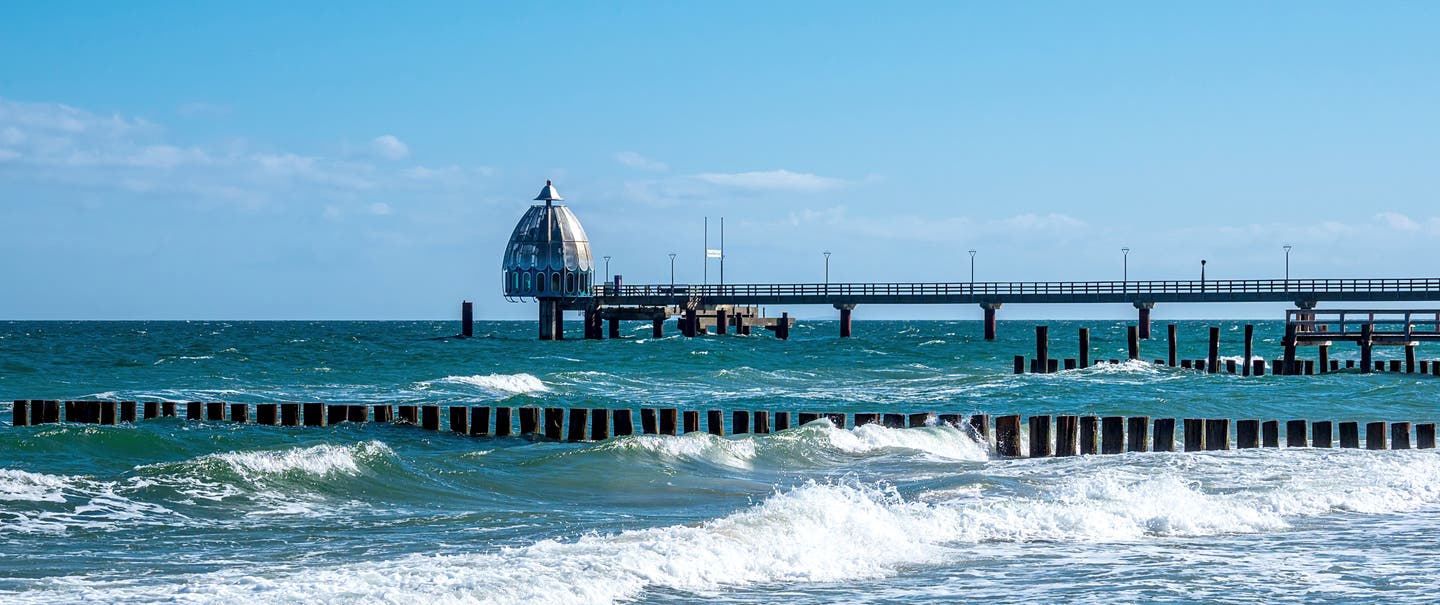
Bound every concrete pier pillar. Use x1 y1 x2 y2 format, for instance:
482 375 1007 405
1035 325 1049 372
1134 302 1153 339
981 303 1001 340
1167 324 1178 367
461 300 474 338
608 318 620 339
553 305 564 340
716 309 728 335
836 304 854 338
539 300 557 341
1360 324 1373 374
734 313 745 336
684 308 698 337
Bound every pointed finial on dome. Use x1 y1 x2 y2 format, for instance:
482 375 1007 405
534 179 563 202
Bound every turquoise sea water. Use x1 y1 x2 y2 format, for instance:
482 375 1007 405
2 319 1439 604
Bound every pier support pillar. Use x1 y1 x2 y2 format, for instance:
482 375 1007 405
684 308 698 337
1360 324 1373 374
1127 326 1140 361
461 300 474 338
1035 325 1050 373
1167 324 1178 367
1208 327 1221 374
1406 344 1417 373
715 309 728 335
1079 328 1091 367
652 318 664 338
1318 344 1329 374
608 318 620 339
553 305 564 340
538 299 557 341
836 304 855 338
777 313 790 340
1134 302 1154 339
980 303 1001 341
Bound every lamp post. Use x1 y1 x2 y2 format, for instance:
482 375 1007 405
968 249 976 285
1201 259 1207 292
823 251 831 290
668 253 676 294
1283 244 1292 281
604 255 611 286
1121 247 1130 292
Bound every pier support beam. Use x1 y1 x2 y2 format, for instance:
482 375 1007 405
608 318 620 339
652 318 664 339
538 299 557 341
1243 324 1254 376
777 313 790 340
1134 302 1153 339
716 309 728 335
1079 328 1091 368
1167 324 1178 367
980 303 1001 340
836 304 855 338
1360 324 1373 374
1035 325 1050 373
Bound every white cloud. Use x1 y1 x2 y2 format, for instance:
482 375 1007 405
1375 211 1421 232
694 169 847 192
614 151 668 172
997 213 1089 231
370 135 409 160
368 202 392 215
175 102 231 118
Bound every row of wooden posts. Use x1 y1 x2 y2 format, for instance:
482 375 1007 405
11 400 1437 452
1015 324 1440 376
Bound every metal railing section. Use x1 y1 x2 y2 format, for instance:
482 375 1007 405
596 278 1440 299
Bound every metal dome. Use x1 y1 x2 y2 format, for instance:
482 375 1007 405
502 181 595 299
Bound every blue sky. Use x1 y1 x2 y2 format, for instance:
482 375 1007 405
2 2 1438 320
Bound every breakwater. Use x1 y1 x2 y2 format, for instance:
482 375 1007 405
14 399 1436 454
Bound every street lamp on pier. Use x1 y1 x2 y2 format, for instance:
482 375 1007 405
668 253 676 294
968 249 976 285
823 251 831 290
1121 247 1130 292
1283 244 1292 281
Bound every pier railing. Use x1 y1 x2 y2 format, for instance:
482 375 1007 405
596 278 1440 300
1287 309 1440 339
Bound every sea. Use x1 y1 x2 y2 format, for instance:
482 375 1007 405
2 319 1438 604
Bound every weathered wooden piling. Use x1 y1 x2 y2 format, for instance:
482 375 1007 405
1312 420 1333 448
705 410 724 435
1127 326 1140 361
206 401 224 421
683 410 700 433
590 409 610 441
969 414 991 442
909 413 931 428
1406 345 1417 373
854 413 879 427
450 407 469 435
328 404 349 424
1205 419 1230 450
12 400 28 426
519 407 540 435
1207 327 1221 374
469 407 491 436
1241 324 1254 376
1035 326 1050 373
495 407 512 437
1153 418 1175 452
995 415 1022 457
1236 419 1260 448
1286 420 1307 447
374 405 393 423
1282 323 1298 375
421 406 440 431
1080 327 1092 368
1029 415 1052 458
774 411 791 431
732 410 751 433
1318 345 1330 374
1064 359 1077 370
1391 422 1412 449
1417 423 1436 449
228 403 246 423
281 403 300 426
1389 360 1402 373
1055 415 1079 456
1127 416 1149 452
98 401 117 425
119 401 136 423
303 402 326 426
641 409 658 434
777 312 790 340
1013 355 1025 374
347 405 367 423
1101 416 1125 454
613 409 634 436
1339 421 1360 448
798 412 820 425
162 401 177 417
876 413 900 428
1360 324 1373 373
567 408 589 441
1184 419 1205 452
1261 420 1279 447
1225 359 1237 374
754 411 770 433
1366 421 1387 450
1080 416 1099 454
545 407 564 439
661 408 679 435
1252 359 1265 376
938 413 961 428
825 413 846 429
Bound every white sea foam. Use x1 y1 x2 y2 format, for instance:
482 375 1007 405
209 441 391 479
427 373 551 395
0 468 72 503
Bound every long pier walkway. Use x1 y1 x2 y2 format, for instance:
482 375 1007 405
590 277 1440 339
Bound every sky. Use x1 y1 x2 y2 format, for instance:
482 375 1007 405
1 2 1438 320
